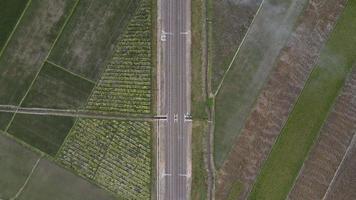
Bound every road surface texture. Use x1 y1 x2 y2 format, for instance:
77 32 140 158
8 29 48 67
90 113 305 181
157 0 192 199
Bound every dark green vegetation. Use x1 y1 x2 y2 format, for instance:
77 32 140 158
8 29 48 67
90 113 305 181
0 133 39 199
22 62 94 109
213 0 308 168
0 0 78 130
0 0 28 51
49 0 141 81
210 0 261 91
249 1 356 199
57 119 152 199
191 121 208 200
17 159 115 200
8 114 75 156
227 180 243 200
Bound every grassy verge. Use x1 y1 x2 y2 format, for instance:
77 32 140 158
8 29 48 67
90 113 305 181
191 120 208 200
191 0 207 120
249 2 356 199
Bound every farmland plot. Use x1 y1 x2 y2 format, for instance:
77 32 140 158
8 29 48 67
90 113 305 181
0 0 77 129
0 133 40 199
8 114 75 156
49 0 141 81
324 134 356 200
210 0 262 91
215 0 347 199
0 0 29 51
214 0 308 168
57 119 152 199
17 159 115 200
250 0 356 199
22 62 94 109
289 67 356 200
86 0 152 115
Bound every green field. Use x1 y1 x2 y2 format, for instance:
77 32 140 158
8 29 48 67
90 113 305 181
17 159 115 200
8 114 75 156
22 62 94 109
0 0 28 51
49 0 140 81
249 1 356 199
0 133 40 199
57 119 152 199
213 0 307 168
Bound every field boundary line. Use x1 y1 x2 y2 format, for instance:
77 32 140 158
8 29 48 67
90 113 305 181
10 157 41 200
322 131 356 200
4 0 81 132
46 60 96 84
0 0 32 59
213 0 265 97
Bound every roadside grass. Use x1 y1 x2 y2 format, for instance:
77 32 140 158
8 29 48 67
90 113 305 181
191 120 208 200
0 133 40 199
213 0 307 168
249 1 356 199
8 114 75 156
17 159 115 200
22 61 94 109
191 0 207 120
48 0 140 81
0 0 28 51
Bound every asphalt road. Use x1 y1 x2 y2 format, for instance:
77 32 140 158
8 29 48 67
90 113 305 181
160 0 190 199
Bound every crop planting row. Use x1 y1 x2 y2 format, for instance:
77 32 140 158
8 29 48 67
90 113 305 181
86 0 152 115
57 119 151 199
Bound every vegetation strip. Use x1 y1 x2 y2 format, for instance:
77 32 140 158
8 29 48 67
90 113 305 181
249 1 356 199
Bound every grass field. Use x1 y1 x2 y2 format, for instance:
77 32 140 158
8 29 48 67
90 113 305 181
17 159 115 200
8 114 75 156
0 0 28 51
249 1 356 199
0 133 40 199
213 0 307 168
49 0 140 81
22 62 94 109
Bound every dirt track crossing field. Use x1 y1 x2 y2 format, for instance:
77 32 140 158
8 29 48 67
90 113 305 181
215 0 347 199
288 67 356 200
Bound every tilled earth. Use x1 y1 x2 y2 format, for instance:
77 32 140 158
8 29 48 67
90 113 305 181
288 67 356 200
215 0 347 199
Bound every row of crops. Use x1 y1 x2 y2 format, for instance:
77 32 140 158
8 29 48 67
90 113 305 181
56 0 154 199
86 0 152 115
57 119 152 199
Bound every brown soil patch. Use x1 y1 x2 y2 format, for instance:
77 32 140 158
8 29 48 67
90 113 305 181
324 134 356 200
215 0 347 199
288 67 356 200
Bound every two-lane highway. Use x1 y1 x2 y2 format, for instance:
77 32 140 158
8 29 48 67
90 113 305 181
157 0 191 199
